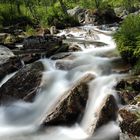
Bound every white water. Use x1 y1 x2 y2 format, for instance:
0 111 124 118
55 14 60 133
0 25 126 140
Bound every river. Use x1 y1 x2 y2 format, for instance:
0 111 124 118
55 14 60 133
0 25 127 140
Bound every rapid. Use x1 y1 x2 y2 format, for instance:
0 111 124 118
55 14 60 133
0 24 127 140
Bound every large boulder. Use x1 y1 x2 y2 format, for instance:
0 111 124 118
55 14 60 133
0 57 23 81
23 35 63 50
85 8 121 25
115 76 140 139
119 105 140 137
11 35 68 64
41 74 95 126
22 35 68 56
0 45 22 81
95 95 118 129
0 45 14 59
67 6 86 23
86 94 118 134
0 61 44 104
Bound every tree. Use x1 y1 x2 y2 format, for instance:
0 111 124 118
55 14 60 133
58 0 68 15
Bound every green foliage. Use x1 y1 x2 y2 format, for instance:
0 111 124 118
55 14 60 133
40 3 79 28
106 0 140 8
132 59 140 75
25 25 36 36
0 3 32 28
114 15 140 64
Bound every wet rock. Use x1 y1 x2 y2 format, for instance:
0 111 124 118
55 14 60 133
0 45 22 81
12 43 69 65
20 35 69 60
95 95 118 129
55 60 73 70
50 53 72 60
23 35 62 50
68 44 82 52
117 90 139 104
84 94 118 135
115 80 129 90
0 61 44 104
115 77 140 104
131 80 140 92
111 58 131 74
131 95 140 106
119 105 140 137
0 45 14 58
0 57 23 81
41 74 95 126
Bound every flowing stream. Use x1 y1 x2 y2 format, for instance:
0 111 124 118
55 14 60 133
0 25 127 140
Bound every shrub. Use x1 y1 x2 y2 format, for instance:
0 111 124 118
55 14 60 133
40 3 80 29
25 25 36 36
0 3 33 28
114 15 140 64
132 59 140 75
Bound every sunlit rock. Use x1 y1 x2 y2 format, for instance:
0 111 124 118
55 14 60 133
87 94 118 135
0 45 14 59
67 6 86 23
41 74 95 126
50 26 58 35
95 95 118 129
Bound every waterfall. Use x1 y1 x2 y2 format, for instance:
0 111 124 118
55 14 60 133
0 25 125 140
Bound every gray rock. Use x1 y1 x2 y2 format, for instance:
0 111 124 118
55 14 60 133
0 61 44 104
68 44 82 52
119 105 140 137
67 6 86 23
50 26 58 35
0 45 22 81
41 74 95 126
0 45 14 62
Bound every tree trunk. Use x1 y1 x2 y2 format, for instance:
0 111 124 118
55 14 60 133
58 0 68 15
95 0 100 9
